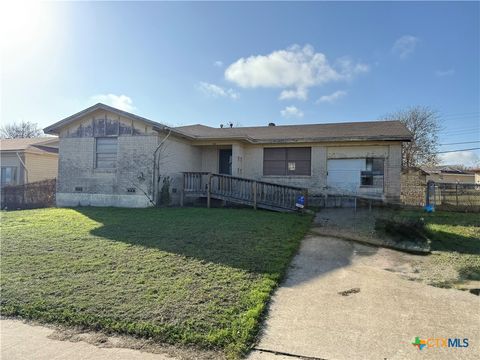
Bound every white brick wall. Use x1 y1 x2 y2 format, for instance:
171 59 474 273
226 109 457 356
57 128 404 207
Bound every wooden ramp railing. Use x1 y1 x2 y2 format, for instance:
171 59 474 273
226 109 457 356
181 172 307 212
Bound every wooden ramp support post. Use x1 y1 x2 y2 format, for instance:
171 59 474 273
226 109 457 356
303 189 308 209
180 173 185 207
252 181 257 210
207 173 212 208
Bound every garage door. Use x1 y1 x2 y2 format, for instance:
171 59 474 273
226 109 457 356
327 159 365 194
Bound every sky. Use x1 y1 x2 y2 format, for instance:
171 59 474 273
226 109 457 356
1 1 479 166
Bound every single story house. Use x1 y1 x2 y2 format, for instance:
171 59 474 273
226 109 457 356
0 137 59 188
422 166 476 184
44 103 411 208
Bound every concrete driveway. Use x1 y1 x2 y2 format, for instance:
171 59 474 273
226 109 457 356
249 235 479 360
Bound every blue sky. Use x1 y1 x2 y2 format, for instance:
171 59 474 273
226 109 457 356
1 1 479 165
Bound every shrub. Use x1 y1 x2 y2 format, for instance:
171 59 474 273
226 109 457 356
159 176 171 206
375 216 427 243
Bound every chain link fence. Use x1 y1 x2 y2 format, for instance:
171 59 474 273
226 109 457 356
426 181 480 211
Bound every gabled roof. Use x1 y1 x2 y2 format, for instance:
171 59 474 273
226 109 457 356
43 104 412 143
174 120 412 143
43 103 172 135
0 137 59 154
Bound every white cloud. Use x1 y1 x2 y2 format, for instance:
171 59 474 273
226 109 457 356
316 90 347 104
435 69 455 77
197 82 239 100
392 35 419 59
90 94 135 112
225 44 368 100
280 105 304 119
214 60 223 67
439 151 480 167
279 88 308 101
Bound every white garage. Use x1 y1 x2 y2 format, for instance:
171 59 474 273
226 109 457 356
326 158 385 195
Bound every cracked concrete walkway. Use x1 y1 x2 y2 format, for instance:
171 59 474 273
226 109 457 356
0 319 176 360
249 235 479 360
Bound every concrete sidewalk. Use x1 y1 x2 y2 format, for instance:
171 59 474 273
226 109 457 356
249 235 479 360
0 319 176 360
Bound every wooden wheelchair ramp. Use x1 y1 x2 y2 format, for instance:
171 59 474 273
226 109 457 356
181 172 307 212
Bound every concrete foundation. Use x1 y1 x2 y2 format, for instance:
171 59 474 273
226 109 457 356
56 192 153 208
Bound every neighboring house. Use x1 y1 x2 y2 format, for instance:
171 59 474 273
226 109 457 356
422 166 476 184
0 137 59 188
44 103 411 208
474 169 480 184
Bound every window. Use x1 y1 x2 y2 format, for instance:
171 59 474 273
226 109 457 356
96 137 117 168
263 147 311 176
1 167 17 186
361 158 384 187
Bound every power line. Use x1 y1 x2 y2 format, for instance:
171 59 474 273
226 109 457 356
440 114 479 118
439 129 480 136
439 124 479 132
439 141 480 146
440 111 480 117
436 147 480 154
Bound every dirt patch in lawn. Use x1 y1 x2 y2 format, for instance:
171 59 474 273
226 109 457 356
313 208 430 253
46 323 224 360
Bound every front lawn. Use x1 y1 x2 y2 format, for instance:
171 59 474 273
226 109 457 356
395 210 480 288
0 207 312 358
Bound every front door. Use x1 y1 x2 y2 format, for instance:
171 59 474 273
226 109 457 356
219 149 232 175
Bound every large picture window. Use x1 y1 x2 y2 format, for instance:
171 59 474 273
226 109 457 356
263 147 311 176
96 137 118 168
361 158 384 187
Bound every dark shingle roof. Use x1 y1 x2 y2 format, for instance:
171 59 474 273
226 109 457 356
174 120 412 143
43 103 411 144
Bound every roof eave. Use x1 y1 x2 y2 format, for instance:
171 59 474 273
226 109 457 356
170 134 411 144
245 135 411 144
44 103 169 135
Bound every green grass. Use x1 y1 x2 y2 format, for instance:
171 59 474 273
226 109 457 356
395 210 480 285
0 207 312 358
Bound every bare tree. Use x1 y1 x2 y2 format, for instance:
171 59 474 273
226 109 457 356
117 131 173 207
383 106 441 168
1 121 43 139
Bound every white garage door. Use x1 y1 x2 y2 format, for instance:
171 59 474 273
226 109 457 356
327 159 366 194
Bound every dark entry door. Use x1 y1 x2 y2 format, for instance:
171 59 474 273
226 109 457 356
219 149 232 175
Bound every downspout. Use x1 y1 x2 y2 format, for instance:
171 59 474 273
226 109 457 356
16 152 28 184
152 128 171 205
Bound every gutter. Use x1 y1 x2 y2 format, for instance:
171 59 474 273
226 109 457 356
15 152 28 184
152 128 172 205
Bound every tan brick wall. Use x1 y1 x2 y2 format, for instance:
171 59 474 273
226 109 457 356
401 169 427 206
239 142 403 201
384 144 402 201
